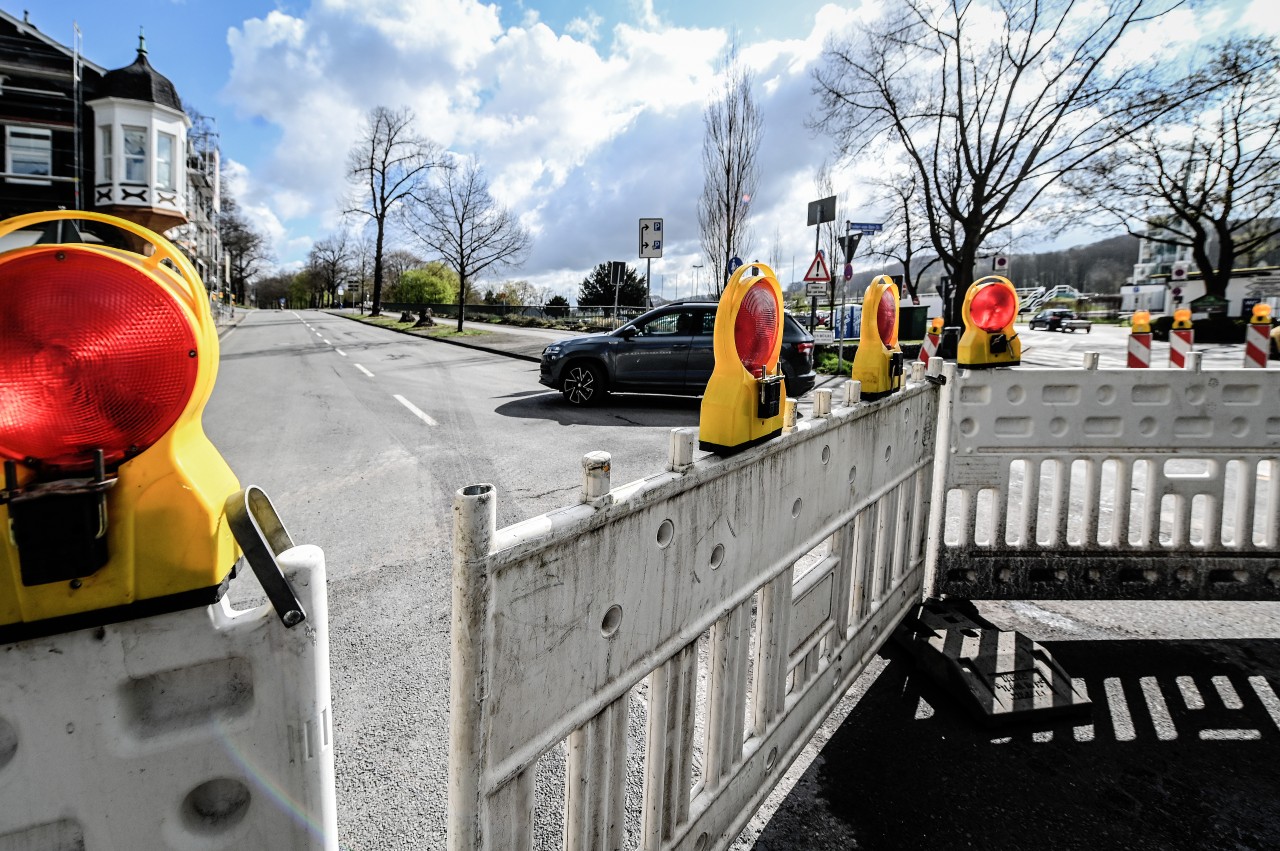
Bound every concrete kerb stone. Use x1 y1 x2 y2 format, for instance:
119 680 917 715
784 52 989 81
327 310 544 363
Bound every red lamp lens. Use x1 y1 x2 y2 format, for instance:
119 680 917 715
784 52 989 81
876 286 897 345
734 282 779 374
970 284 1017 331
0 249 199 471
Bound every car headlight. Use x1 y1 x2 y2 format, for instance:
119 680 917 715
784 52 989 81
543 344 562 357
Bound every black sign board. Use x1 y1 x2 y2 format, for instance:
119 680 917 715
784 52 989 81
807 195 837 227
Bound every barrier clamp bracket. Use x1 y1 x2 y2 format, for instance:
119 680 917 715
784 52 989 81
225 486 307 627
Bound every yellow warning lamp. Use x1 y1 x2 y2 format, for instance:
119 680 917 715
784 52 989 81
850 275 905 400
0 211 240 641
1250 303 1272 325
929 317 944 335
1131 310 1151 333
1172 308 1193 330
957 275 1021 369
699 263 786 455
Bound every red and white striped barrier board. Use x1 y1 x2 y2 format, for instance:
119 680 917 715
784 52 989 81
1127 332 1151 368
1169 329 1194 368
1244 322 1270 369
919 330 940 366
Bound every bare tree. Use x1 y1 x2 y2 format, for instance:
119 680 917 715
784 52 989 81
345 106 445 316
814 0 1182 324
400 156 531 331
219 188 271 304
698 43 762 294
866 170 941 303
1070 37 1280 299
308 231 353 308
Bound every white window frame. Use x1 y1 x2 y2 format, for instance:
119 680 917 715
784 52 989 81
123 125 147 184
5 126 52 185
157 131 176 190
99 126 112 182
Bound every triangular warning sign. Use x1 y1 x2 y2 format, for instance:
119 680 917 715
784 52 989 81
803 252 831 282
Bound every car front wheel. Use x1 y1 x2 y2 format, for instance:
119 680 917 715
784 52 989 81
562 362 606 406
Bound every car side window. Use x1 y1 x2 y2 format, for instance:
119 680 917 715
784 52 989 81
639 312 685 336
696 311 716 335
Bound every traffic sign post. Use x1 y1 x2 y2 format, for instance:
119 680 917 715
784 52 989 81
639 218 663 307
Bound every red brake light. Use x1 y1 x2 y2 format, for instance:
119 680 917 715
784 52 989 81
877 287 897 345
795 342 814 355
970 283 1016 332
0 249 199 471
734 282 779 375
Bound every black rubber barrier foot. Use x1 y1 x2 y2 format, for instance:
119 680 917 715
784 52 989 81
893 598 1092 727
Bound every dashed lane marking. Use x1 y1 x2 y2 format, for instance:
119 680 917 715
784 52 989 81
335 348 347 357
355 364 375 377
394 394 438 426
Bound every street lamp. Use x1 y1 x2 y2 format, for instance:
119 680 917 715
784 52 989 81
692 263 703 298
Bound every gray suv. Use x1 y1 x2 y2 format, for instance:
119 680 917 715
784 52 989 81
540 302 817 406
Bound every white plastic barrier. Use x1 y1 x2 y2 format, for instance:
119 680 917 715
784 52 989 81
0 547 337 850
449 373 940 851
931 358 1280 599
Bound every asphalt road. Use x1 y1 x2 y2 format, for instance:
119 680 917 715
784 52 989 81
203 310 1274 850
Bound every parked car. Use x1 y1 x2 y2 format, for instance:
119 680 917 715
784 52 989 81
540 302 817 406
1028 308 1092 333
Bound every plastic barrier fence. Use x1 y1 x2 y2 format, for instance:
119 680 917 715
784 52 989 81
931 358 1280 600
449 371 940 851
0 547 337 850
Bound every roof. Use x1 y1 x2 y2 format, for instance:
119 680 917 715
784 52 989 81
100 36 181 111
0 9 107 75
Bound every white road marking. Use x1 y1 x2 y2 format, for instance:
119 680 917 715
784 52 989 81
1177 676 1205 709
355 364 374 378
1248 676 1280 731
395 394 438 426
1105 677 1135 741
1140 677 1177 740
335 348 347 357
1199 729 1260 741
321 338 331 345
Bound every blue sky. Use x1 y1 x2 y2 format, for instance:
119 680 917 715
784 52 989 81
24 0 1277 301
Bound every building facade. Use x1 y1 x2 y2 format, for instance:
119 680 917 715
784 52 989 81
0 9 223 292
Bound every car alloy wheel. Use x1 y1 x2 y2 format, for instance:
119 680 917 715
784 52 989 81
563 362 604 406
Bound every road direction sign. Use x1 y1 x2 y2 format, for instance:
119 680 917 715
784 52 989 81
639 218 663 258
806 282 828 297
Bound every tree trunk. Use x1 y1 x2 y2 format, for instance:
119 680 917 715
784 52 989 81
370 221 386 317
456 276 467 332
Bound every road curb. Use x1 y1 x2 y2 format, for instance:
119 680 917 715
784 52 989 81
328 311 543 363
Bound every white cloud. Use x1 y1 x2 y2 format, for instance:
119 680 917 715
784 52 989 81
216 0 892 298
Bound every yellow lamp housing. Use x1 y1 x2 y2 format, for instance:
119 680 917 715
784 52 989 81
957 275 1021 369
850 275 905 400
1172 308 1193 330
1131 310 1152 334
1250 303 1272 325
699 262 786 455
0 211 240 642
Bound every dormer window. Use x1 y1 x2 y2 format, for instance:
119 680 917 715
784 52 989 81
5 127 52 185
123 125 147 183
